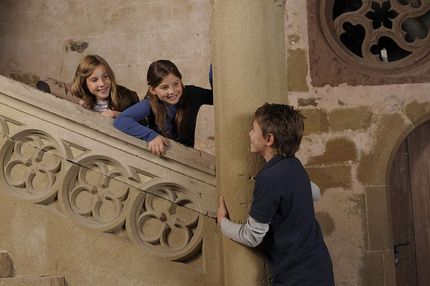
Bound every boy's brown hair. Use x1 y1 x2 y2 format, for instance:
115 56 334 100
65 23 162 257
254 103 305 157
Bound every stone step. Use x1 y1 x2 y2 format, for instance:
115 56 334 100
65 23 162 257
0 251 13 278
0 275 65 286
1 251 65 286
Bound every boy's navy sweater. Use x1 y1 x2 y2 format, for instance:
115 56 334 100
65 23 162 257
250 155 334 286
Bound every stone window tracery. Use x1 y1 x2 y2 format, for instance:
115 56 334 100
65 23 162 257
317 0 430 75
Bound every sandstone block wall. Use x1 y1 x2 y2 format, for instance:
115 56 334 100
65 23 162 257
286 1 430 285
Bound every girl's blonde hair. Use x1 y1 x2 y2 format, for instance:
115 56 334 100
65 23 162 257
71 55 123 110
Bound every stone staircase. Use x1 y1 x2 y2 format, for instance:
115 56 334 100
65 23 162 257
0 251 65 286
0 74 220 285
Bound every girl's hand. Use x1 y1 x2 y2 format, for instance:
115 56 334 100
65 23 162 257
217 196 229 224
101 109 121 118
78 99 90 109
148 135 169 156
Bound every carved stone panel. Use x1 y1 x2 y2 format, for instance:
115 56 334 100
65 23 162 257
127 180 204 261
60 156 136 232
0 128 66 203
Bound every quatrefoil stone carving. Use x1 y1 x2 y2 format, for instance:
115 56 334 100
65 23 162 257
0 130 65 203
127 181 204 261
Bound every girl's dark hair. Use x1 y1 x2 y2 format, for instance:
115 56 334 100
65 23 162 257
71 55 134 111
255 103 305 157
146 59 189 138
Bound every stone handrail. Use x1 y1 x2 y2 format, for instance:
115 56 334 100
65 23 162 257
0 75 216 261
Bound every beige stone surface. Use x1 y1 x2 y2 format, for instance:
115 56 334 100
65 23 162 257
365 187 391 251
0 0 211 92
405 100 430 127
300 109 329 135
306 137 357 166
328 106 373 132
0 252 13 278
315 211 336 237
287 49 309 92
360 251 386 286
315 189 366 285
0 275 64 286
357 114 413 186
0 189 221 285
306 166 352 192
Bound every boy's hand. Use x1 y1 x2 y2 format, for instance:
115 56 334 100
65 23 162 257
217 196 229 224
148 135 169 156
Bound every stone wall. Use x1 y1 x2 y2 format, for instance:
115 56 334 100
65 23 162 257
0 0 215 154
286 1 430 285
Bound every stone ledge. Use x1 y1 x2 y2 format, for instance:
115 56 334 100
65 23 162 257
0 275 65 286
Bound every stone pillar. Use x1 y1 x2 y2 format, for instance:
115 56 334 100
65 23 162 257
211 1 288 285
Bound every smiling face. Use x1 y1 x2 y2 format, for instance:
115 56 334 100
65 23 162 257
150 73 183 105
249 119 275 161
85 65 112 101
249 120 267 154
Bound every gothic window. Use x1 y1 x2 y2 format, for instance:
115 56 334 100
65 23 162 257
307 0 430 85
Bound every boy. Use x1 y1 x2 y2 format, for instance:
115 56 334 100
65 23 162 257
217 103 334 285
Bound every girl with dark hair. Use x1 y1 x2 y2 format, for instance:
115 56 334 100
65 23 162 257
113 59 213 155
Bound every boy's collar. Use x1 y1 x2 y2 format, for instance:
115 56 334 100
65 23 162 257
262 154 284 169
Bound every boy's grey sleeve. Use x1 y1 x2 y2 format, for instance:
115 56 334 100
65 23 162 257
311 181 321 201
220 216 269 248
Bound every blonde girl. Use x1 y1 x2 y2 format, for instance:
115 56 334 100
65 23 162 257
71 55 139 118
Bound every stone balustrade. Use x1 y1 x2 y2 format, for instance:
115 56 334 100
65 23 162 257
0 75 217 262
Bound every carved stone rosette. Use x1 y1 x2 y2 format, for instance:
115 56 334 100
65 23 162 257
319 0 430 74
127 179 204 261
60 155 134 232
0 129 66 204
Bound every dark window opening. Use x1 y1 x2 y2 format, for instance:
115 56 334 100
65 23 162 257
333 0 363 19
365 1 398 30
340 22 365 57
402 10 430 42
332 0 429 63
370 36 412 62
